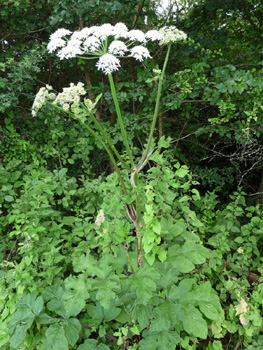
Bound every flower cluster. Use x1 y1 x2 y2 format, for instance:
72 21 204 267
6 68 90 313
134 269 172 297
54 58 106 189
53 82 86 110
47 23 187 74
159 26 187 45
32 85 55 117
95 209 105 226
32 82 89 116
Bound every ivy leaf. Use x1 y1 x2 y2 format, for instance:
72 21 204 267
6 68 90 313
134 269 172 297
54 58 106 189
63 318 81 346
182 304 208 339
42 324 68 350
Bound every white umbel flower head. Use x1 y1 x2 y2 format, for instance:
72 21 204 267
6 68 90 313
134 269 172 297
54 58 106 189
113 22 129 39
47 29 72 53
108 40 128 56
47 38 66 53
57 39 83 59
32 85 55 116
93 23 114 40
145 30 164 41
127 29 146 43
53 82 86 109
96 53 121 74
83 36 101 52
130 46 151 61
159 26 187 45
50 28 72 40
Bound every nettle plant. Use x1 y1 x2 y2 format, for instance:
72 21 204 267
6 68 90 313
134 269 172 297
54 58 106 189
5 23 226 350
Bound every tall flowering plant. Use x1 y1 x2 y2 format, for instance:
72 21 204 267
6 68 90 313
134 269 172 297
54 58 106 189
32 23 187 267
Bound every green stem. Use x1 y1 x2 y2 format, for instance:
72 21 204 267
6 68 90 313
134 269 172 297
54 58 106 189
80 102 132 171
140 43 172 164
50 104 128 195
108 73 135 169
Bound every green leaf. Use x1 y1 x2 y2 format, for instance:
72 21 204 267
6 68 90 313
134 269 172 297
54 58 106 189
168 242 210 272
183 281 222 320
42 324 68 350
78 339 98 350
62 216 76 225
16 291 44 316
182 304 208 339
43 286 67 318
64 274 89 316
0 320 9 347
129 266 160 305
63 318 81 346
4 195 14 202
8 310 35 348
150 301 181 331
132 304 153 329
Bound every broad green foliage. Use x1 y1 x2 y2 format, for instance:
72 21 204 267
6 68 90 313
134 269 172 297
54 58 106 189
2 0 263 349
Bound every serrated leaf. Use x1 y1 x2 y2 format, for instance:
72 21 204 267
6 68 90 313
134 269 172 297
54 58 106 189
132 304 153 329
96 285 116 310
129 266 160 305
183 281 222 318
78 339 98 350
73 254 107 278
43 286 67 318
63 318 81 346
0 320 9 347
8 310 35 348
64 274 89 317
16 291 44 316
42 324 68 350
182 304 208 339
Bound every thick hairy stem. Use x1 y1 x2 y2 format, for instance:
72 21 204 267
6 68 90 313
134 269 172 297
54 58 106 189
140 43 172 166
136 225 143 267
108 73 135 169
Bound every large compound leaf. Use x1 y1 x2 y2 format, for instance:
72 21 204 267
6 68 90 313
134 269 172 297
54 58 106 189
183 281 222 321
167 242 210 273
42 324 68 350
182 304 208 339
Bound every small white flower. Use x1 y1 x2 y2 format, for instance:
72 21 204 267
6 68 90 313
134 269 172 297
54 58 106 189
127 29 146 43
108 41 128 56
95 209 105 226
113 22 129 39
83 36 101 52
145 30 164 41
159 26 187 45
237 247 244 254
130 46 151 61
57 39 83 59
96 53 120 74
